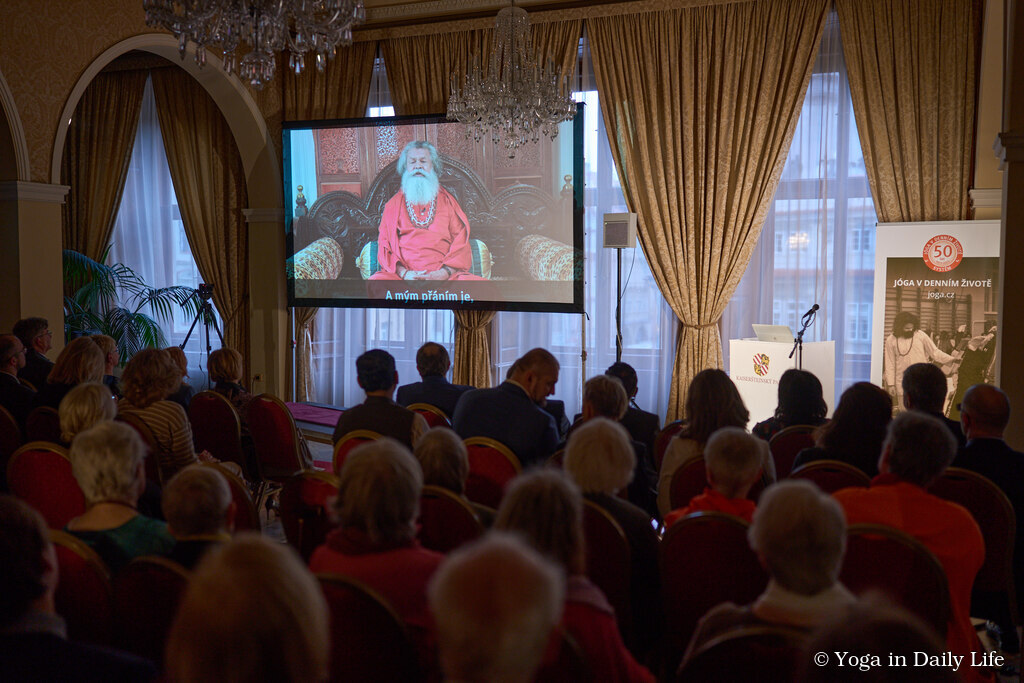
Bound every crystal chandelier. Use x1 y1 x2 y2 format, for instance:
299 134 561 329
142 0 366 89
447 5 576 158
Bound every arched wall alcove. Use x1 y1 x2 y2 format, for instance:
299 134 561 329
0 66 31 181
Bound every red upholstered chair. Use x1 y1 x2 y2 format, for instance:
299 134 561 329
676 624 808 683
840 523 950 637
8 442 86 528
668 456 707 511
546 449 566 468
317 573 422 683
189 390 248 476
463 437 522 509
789 459 872 493
768 424 817 479
417 485 485 553
50 529 113 646
534 628 592 682
247 393 308 508
654 420 685 473
113 556 191 664
0 404 22 490
582 501 633 647
26 405 62 444
201 461 260 532
279 470 339 562
332 429 381 474
407 402 451 428
659 511 768 669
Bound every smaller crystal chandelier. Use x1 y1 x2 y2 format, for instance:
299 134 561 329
447 4 576 158
142 0 367 89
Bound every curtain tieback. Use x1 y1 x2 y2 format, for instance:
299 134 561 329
680 321 718 330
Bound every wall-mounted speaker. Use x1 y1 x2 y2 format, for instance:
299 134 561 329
603 212 637 249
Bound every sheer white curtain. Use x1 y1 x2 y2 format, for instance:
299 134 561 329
721 14 877 403
108 75 223 386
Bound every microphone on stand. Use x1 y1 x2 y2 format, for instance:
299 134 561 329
802 303 819 320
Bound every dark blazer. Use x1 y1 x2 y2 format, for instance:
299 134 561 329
451 382 559 468
333 395 418 447
0 631 157 683
0 371 35 429
32 381 75 411
620 405 660 460
396 374 473 418
926 409 966 450
17 349 52 392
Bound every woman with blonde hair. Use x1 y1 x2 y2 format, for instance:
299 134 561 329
90 334 121 398
33 336 105 410
58 381 117 443
164 346 193 409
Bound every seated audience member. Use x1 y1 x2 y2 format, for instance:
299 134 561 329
834 411 986 681
309 438 443 664
66 421 176 572
752 368 828 441
332 349 428 449
414 426 494 524
682 479 855 664
396 341 473 418
118 348 218 481
0 495 157 682
452 348 560 468
162 465 234 570
663 426 765 527
658 369 770 517
792 382 892 477
12 317 54 391
165 534 329 683
90 334 121 399
163 346 193 410
606 361 661 459
564 417 661 655
428 533 565 683
801 597 958 683
0 334 34 429
494 469 654 683
901 362 965 448
59 382 117 444
32 336 104 410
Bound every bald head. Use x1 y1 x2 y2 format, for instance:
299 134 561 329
961 384 1010 439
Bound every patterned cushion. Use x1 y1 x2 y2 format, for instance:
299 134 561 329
287 237 344 280
356 240 492 280
516 234 580 281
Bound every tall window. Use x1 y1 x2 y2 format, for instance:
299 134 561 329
721 15 877 401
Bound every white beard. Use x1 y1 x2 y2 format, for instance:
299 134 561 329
401 169 440 206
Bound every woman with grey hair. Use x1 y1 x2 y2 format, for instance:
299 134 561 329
65 421 175 571
681 479 855 664
414 426 495 525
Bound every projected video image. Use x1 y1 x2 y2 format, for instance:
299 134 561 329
284 114 583 312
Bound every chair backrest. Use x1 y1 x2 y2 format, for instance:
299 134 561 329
463 437 522 509
8 442 87 528
668 456 707 511
247 393 304 481
113 556 191 664
332 429 381 474
929 468 1016 598
188 391 246 472
659 511 768 664
534 628 593 682
417 485 485 554
546 448 565 468
279 470 340 562
789 459 872 493
406 402 451 428
50 529 113 646
0 404 22 490
769 424 818 479
316 573 422 683
26 405 62 444
840 523 950 637
582 501 633 647
116 412 162 484
677 624 808 683
200 461 260 532
654 420 685 472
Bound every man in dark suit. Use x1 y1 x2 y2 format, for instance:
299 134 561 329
12 317 53 391
333 349 428 449
606 361 661 457
901 362 965 448
0 334 34 430
0 495 157 682
452 348 560 468
396 342 473 418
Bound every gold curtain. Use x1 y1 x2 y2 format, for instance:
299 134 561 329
836 0 981 222
588 0 828 419
283 43 377 401
384 19 582 387
61 70 147 260
150 68 250 379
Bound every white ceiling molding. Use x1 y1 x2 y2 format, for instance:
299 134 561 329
0 181 69 203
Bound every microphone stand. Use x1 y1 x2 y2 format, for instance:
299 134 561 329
789 308 816 369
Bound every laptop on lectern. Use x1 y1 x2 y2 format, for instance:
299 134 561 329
751 324 795 343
